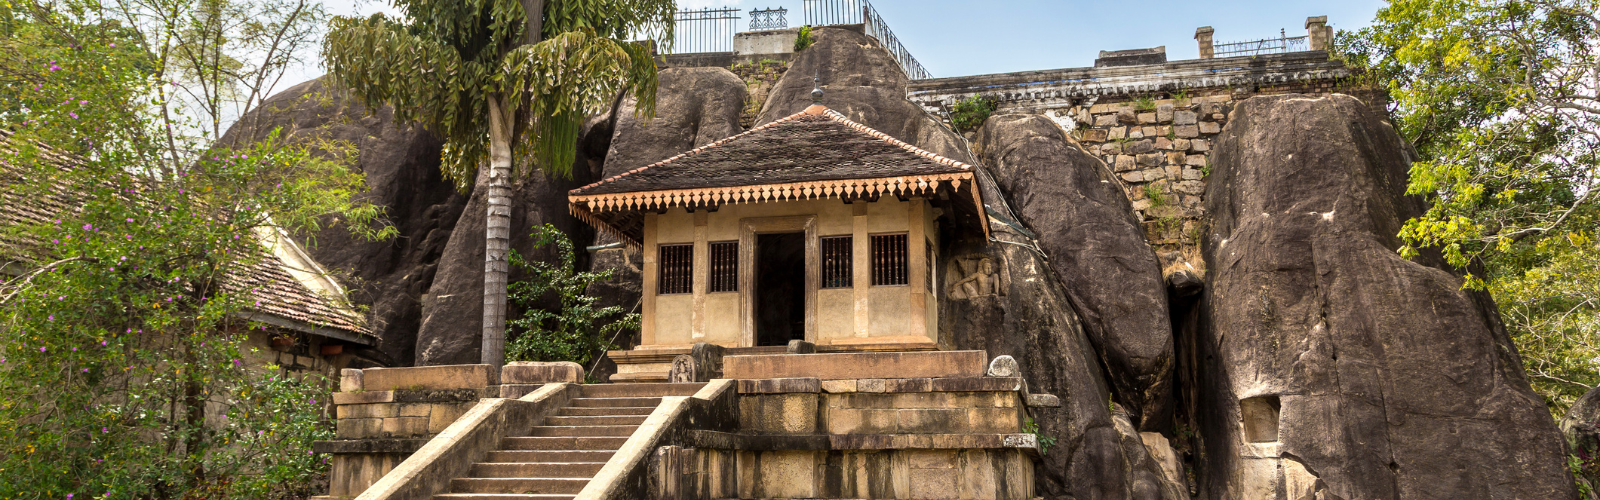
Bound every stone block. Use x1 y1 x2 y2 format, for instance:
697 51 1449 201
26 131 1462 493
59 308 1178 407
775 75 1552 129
1137 112 1157 124
1127 128 1144 139
1154 137 1172 150
335 417 381 439
1140 168 1168 182
1126 140 1155 154
1120 171 1144 183
1107 126 1126 140
931 377 1023 392
882 378 933 393
1200 121 1222 134
1137 154 1163 167
857 379 889 393
825 407 899 434
1175 125 1200 138
337 403 397 419
502 361 582 384
360 365 497 392
427 404 471 433
1093 114 1118 127
1156 103 1175 122
1026 393 1062 407
985 356 1019 377
908 450 960 469
1212 113 1227 121
1182 168 1204 181
381 416 429 436
1143 126 1161 138
1186 154 1207 166
722 351 988 380
1080 128 1109 142
1116 109 1137 124
741 393 819 434
1114 155 1137 172
1173 138 1191 150
1173 110 1198 125
340 369 363 392
968 408 1023 433
1166 151 1186 165
899 408 969 433
333 391 394 405
398 403 432 417
757 451 819 498
1132 198 1152 211
738 377 822 394
498 384 545 399
1189 138 1209 152
821 379 857 393
1176 180 1206 195
909 467 960 499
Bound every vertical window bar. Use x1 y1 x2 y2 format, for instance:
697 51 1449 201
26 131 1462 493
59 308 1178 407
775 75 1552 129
709 241 738 292
658 244 693 295
870 233 908 286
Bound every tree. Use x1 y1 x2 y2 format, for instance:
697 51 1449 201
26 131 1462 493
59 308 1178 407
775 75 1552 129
322 0 674 368
506 224 639 369
1340 0 1600 414
0 0 388 497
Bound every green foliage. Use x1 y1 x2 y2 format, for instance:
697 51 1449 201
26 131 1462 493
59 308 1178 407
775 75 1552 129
1132 96 1156 112
1023 418 1057 456
1144 184 1167 207
506 225 640 367
322 0 674 185
794 25 815 52
1342 0 1600 415
950 94 996 133
0 0 388 497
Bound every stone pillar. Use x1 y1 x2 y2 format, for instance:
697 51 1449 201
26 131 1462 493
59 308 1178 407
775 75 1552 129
1306 16 1330 51
1195 26 1215 59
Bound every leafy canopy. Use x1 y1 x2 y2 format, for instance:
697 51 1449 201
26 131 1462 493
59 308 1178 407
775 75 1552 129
1340 0 1600 414
322 0 675 187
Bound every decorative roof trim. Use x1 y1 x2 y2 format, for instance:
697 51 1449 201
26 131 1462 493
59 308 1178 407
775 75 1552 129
572 172 971 213
569 104 975 196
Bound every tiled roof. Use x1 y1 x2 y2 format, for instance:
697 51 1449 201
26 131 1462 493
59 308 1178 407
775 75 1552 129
571 105 975 196
0 130 372 341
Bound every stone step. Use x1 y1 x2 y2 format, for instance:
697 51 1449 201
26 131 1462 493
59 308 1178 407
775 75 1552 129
606 372 668 383
526 425 638 437
555 406 656 417
542 415 648 426
578 382 704 398
450 478 588 494
499 436 629 450
470 462 605 479
567 397 662 408
433 494 574 500
484 450 615 463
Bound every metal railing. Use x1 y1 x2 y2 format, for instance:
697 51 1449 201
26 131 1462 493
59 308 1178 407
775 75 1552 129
802 0 930 80
1214 29 1309 57
666 7 740 54
749 7 788 31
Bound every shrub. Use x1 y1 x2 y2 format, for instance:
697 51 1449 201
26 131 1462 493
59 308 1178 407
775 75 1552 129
794 25 815 52
950 95 997 133
506 225 641 367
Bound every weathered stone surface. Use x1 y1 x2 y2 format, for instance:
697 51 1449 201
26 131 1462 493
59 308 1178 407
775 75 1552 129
1194 93 1574 499
360 364 498 392
1562 386 1600 490
755 27 971 163
973 114 1174 430
219 78 462 367
600 67 747 178
724 351 987 380
987 355 1020 378
502 361 583 384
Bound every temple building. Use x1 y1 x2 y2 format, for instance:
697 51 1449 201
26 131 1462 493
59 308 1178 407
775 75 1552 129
568 104 989 379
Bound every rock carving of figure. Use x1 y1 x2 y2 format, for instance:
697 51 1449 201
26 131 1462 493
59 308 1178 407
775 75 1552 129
948 256 1005 298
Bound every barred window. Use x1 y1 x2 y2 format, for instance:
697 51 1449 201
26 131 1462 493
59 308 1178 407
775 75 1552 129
871 233 908 286
926 240 936 292
658 244 693 295
708 241 738 293
821 236 853 288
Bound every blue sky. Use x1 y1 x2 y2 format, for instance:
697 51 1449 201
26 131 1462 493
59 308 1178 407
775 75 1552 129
319 0 1391 78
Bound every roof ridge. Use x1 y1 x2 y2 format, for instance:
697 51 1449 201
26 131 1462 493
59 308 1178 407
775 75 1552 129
569 107 822 194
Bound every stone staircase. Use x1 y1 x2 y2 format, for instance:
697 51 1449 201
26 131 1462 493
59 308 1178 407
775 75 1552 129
432 383 705 500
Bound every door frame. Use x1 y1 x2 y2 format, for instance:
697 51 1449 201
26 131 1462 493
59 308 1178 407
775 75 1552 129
738 215 818 347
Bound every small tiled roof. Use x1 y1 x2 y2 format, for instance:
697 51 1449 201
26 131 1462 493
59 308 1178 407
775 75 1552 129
571 105 974 196
0 130 372 342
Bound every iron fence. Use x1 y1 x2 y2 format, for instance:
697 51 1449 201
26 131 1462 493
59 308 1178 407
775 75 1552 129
802 0 930 80
1214 29 1309 57
667 7 741 54
750 7 788 31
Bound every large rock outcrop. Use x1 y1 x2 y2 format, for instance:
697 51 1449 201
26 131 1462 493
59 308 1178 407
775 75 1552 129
755 27 970 163
600 67 747 178
1563 387 1600 493
220 78 462 366
1194 93 1574 499
974 113 1175 430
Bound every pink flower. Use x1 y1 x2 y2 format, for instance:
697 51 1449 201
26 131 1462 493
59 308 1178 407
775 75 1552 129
39 346 46 352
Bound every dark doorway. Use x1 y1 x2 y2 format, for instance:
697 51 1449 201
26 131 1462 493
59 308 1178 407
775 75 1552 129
756 232 806 346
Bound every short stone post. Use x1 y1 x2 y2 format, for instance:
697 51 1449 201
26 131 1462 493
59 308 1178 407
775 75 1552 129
1306 16 1331 51
1195 26 1215 59
668 342 726 382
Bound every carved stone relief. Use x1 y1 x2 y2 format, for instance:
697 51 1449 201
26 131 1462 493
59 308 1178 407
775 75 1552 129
946 254 1008 299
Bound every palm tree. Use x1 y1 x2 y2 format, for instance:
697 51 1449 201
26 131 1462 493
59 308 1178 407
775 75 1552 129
322 0 673 368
